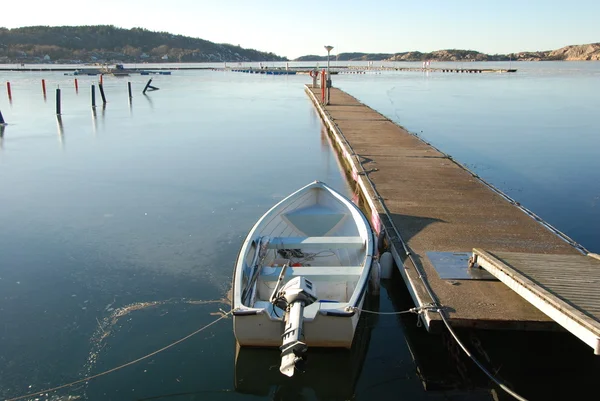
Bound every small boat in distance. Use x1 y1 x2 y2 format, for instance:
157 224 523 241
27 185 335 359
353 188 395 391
232 181 375 377
106 64 130 76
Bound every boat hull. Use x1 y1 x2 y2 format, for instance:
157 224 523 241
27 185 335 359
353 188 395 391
232 181 375 350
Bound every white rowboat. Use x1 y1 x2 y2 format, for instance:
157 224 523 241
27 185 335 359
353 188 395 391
232 181 375 376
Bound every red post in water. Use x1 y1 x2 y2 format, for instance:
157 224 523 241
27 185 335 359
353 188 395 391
7 82 12 100
100 74 103 85
74 78 79 92
42 79 47 97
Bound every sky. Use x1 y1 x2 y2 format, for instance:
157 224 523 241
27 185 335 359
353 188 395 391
3 0 599 59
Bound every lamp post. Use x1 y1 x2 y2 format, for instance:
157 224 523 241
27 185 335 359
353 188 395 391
324 45 333 78
324 45 333 105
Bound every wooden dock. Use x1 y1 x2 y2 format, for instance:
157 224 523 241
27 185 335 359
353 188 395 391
305 85 599 352
473 250 600 354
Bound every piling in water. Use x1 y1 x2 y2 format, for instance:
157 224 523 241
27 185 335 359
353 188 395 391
143 79 153 94
128 82 132 98
42 79 47 97
75 78 79 93
7 82 12 100
56 88 61 115
0 109 5 125
98 84 107 104
91 84 96 108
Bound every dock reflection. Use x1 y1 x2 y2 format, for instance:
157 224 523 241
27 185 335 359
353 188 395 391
234 296 377 400
384 272 600 400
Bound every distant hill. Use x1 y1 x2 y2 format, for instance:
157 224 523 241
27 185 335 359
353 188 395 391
546 43 600 61
0 25 287 64
295 43 600 62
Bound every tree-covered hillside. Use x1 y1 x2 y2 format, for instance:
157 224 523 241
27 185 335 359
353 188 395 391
0 25 287 63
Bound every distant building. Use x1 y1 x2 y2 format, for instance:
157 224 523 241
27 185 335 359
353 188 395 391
43 55 51 61
161 54 169 60
140 53 149 59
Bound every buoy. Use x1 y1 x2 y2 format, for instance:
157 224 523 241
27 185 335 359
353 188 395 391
380 252 394 279
369 260 380 296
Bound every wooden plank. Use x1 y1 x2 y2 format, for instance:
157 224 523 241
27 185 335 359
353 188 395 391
473 249 600 355
266 236 365 249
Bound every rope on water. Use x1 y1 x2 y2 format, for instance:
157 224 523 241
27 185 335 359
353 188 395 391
5 310 233 401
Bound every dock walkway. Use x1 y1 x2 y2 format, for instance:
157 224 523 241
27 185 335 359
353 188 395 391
306 86 594 337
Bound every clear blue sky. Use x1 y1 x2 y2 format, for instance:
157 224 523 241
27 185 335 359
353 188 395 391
3 0 599 59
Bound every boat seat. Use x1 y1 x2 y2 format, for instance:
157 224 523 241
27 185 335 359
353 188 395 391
259 265 363 281
265 236 365 249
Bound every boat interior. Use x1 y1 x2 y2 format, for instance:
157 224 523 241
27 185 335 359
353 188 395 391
240 187 369 318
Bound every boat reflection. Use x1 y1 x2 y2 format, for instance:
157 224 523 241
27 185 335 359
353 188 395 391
234 295 378 400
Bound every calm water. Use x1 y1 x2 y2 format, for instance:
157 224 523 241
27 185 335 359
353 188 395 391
0 63 598 401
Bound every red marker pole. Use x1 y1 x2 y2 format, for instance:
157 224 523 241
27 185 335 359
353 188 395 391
42 79 47 97
74 78 79 93
7 82 12 100
100 74 103 85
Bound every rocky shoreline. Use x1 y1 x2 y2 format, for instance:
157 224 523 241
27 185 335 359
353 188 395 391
295 43 600 62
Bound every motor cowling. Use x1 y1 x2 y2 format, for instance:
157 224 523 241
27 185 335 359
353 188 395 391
273 277 317 377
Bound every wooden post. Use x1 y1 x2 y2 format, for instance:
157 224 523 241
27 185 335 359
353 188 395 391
56 88 61 115
74 78 79 93
143 79 153 94
7 82 12 100
42 79 47 97
98 83 107 104
128 81 132 98
91 84 96 107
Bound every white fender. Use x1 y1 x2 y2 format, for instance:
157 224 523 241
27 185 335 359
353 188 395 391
380 252 394 279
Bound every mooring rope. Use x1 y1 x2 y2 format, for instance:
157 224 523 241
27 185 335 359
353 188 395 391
354 304 438 315
5 310 233 401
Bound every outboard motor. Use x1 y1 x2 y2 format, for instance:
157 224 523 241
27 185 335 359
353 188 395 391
272 276 317 377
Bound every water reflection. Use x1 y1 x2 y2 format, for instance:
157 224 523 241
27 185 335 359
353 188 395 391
144 93 154 109
56 115 64 145
0 124 5 149
91 107 98 135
